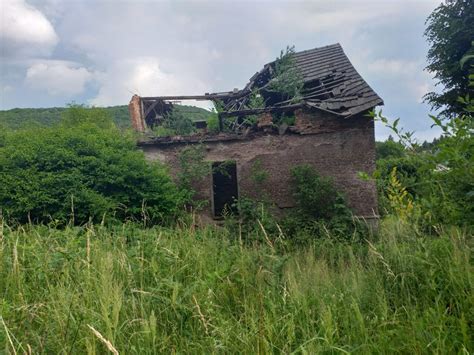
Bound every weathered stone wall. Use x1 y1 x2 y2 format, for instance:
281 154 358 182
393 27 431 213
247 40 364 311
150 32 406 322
140 110 378 220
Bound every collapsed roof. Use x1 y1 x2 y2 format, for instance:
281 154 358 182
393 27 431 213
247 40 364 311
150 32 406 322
134 43 383 132
223 43 383 117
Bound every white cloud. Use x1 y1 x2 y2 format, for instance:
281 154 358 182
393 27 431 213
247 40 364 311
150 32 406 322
90 57 209 107
0 0 58 58
367 59 419 75
0 0 442 140
366 58 434 104
269 0 438 37
25 61 93 96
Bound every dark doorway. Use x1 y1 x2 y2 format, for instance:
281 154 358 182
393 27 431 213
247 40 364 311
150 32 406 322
212 161 238 217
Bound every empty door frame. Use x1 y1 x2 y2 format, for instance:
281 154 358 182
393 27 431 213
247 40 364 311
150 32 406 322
211 161 238 218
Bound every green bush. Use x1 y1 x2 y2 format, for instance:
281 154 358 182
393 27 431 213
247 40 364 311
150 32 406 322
374 109 473 229
282 165 360 242
206 111 220 134
226 197 279 239
375 137 406 159
375 155 429 215
290 165 351 221
0 106 183 225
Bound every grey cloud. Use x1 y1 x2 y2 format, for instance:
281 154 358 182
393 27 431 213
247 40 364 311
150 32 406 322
1 0 443 140
0 0 58 58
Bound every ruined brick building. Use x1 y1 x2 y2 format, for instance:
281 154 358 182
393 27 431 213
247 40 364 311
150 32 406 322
129 43 383 222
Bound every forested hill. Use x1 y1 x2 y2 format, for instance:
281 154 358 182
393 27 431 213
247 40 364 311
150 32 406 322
0 104 212 129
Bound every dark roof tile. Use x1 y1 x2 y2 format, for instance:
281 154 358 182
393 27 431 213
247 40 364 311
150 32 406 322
227 43 383 117
291 44 382 115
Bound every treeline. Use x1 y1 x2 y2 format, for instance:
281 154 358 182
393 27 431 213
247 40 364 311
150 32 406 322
0 104 211 130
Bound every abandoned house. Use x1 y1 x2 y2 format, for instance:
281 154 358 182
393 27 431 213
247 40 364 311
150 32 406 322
129 43 383 222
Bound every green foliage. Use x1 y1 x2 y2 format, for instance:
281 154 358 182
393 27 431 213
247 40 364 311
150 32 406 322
375 136 406 159
241 90 266 127
268 45 304 102
424 0 474 116
152 125 177 137
281 165 358 242
212 99 225 114
375 154 429 215
228 197 278 237
424 114 474 226
248 89 265 109
272 112 296 127
0 104 211 130
206 112 220 133
204 100 225 133
0 107 182 225
177 145 210 205
373 46 474 226
172 105 213 122
158 108 196 136
0 105 131 129
222 160 274 238
373 84 474 228
1 221 472 353
60 104 116 129
290 165 351 221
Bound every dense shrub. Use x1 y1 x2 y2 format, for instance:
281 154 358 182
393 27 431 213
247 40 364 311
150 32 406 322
0 106 183 225
290 165 351 221
375 137 405 159
375 155 429 215
374 107 473 229
281 165 362 242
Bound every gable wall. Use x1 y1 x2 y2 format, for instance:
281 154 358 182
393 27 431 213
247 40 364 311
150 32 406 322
140 110 378 221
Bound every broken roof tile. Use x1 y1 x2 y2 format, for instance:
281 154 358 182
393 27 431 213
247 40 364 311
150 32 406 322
239 43 383 117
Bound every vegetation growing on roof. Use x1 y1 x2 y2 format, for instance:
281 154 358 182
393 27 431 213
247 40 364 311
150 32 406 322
206 100 224 134
267 45 305 103
239 90 266 128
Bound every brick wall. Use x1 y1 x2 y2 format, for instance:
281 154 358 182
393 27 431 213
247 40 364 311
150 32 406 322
140 110 378 220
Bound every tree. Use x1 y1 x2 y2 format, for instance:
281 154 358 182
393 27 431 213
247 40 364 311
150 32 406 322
0 106 183 225
424 0 474 117
154 108 195 136
376 136 406 160
268 45 304 102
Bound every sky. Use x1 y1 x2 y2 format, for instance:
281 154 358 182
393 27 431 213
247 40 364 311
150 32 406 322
0 0 443 140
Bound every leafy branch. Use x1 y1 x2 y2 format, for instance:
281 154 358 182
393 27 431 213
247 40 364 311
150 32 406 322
268 45 304 102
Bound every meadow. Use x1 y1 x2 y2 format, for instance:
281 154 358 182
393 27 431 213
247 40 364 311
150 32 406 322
1 5 472 351
1 217 472 354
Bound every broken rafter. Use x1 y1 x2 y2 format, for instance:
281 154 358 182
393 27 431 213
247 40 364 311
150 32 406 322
142 95 219 101
143 100 162 118
219 103 303 118
141 90 246 102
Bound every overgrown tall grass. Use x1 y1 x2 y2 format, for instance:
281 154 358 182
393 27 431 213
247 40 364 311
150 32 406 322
1 218 472 353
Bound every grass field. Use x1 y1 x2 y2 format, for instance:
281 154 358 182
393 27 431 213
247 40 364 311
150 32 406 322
0 217 472 354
